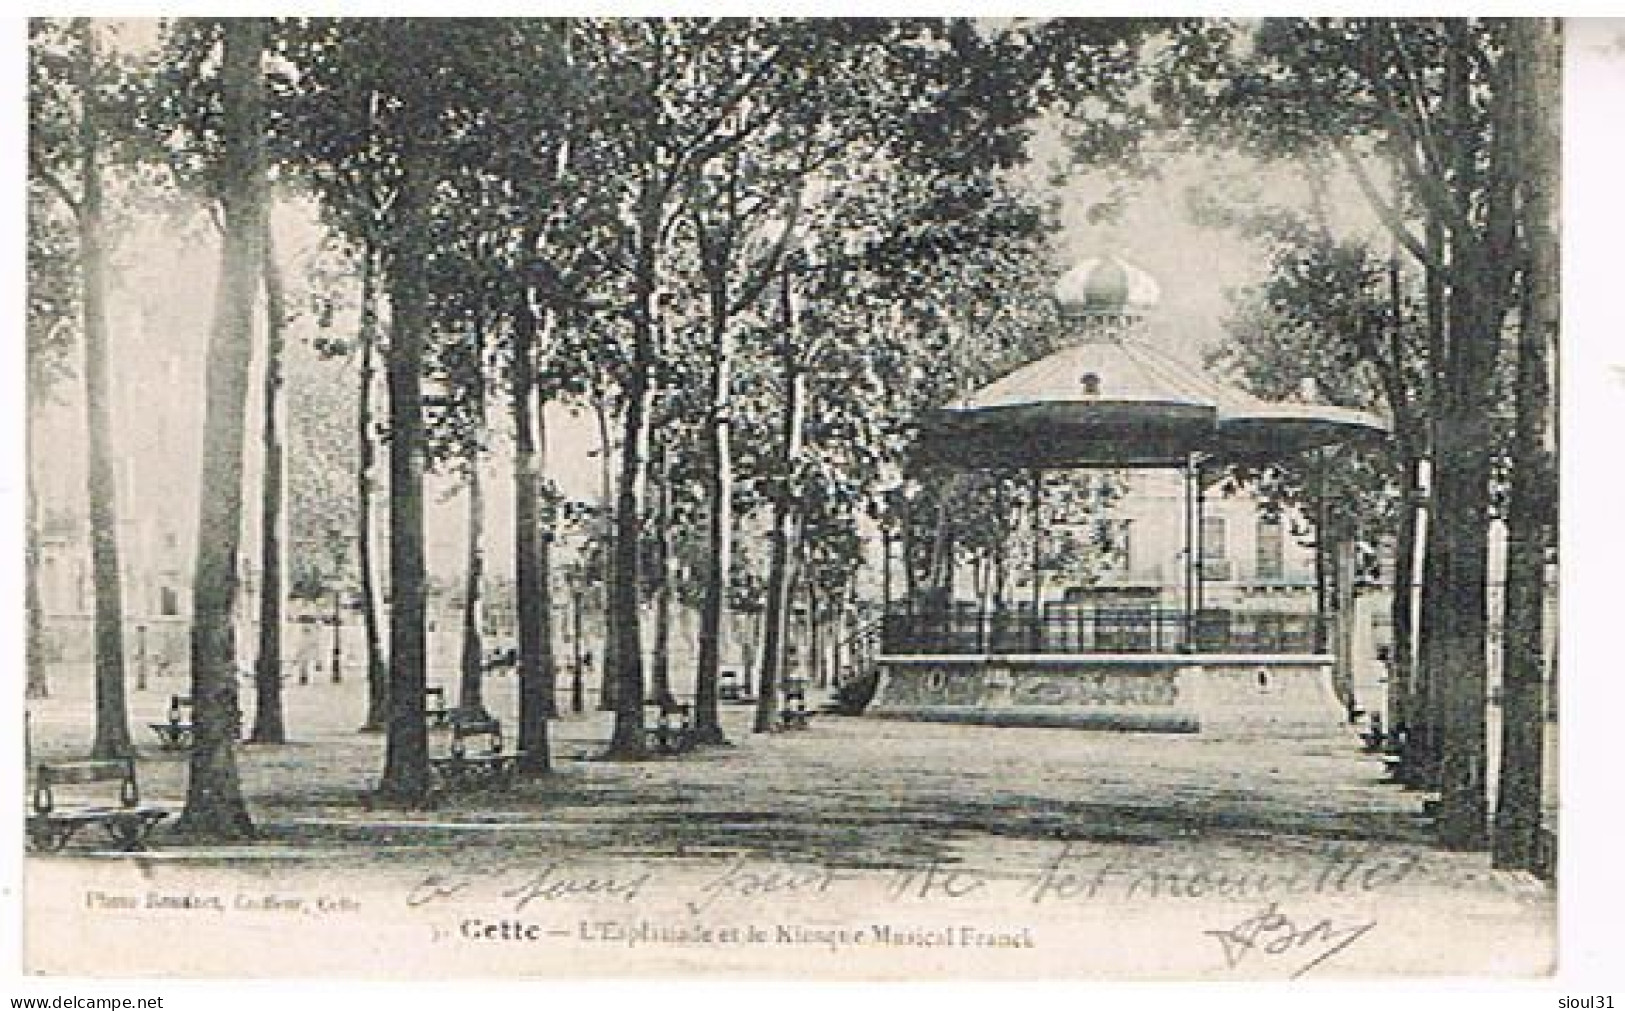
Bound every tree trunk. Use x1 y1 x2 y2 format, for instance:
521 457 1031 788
356 245 389 732
650 436 676 708
754 487 800 734
1430 409 1493 849
605 223 656 758
1332 535 1357 719
536 402 560 721
1399 205 1452 790
175 18 265 840
1430 256 1508 848
592 389 619 711
330 586 343 683
754 279 807 734
512 295 553 774
78 23 132 760
1435 90 1521 849
809 578 825 689
375 110 432 806
570 579 586 714
26 479 49 700
693 271 733 745
1387 449 1423 747
1493 16 1559 872
880 521 893 617
250 238 289 745
457 440 486 720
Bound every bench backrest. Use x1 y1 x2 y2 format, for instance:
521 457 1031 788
647 701 691 727
447 716 503 757
33 758 140 814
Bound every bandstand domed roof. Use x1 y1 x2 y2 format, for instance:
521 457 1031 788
912 258 1389 470
1053 255 1162 319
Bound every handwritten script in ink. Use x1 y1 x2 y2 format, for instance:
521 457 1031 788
1205 902 1376 978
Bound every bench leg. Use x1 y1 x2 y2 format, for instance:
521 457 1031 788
103 815 159 852
28 820 77 853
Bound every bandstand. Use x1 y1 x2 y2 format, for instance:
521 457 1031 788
868 256 1389 736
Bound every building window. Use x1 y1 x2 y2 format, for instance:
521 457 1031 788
159 585 179 617
1256 518 1284 582
1201 516 1230 580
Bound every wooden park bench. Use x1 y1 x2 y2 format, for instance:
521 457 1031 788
149 695 194 751
644 700 696 756
430 715 519 791
1360 713 1387 753
718 667 754 704
27 757 168 853
780 688 812 731
425 686 452 729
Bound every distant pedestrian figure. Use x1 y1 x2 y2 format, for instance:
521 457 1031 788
573 653 591 714
296 617 320 685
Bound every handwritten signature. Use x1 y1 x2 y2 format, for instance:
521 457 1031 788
1205 903 1375 978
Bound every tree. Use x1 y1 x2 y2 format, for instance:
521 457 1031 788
455 387 489 722
175 17 268 840
284 19 509 803
29 18 136 757
248 232 292 744
1160 17 1529 849
353 245 389 731
374 54 436 804
275 21 403 737
1492 17 1559 872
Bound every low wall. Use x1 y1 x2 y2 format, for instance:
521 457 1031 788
869 653 1347 737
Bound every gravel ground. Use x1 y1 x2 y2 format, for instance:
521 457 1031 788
21 665 1555 980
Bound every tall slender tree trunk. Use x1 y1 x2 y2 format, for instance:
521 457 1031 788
754 276 807 734
900 496 918 610
1494 16 1559 871
650 437 675 708
330 583 343 682
26 478 50 700
457 321 488 722
1381 250 1421 750
1388 448 1423 745
592 389 619 711
1332 535 1357 718
250 238 289 745
1404 217 1452 789
880 521 894 621
512 295 553 774
457 439 487 720
375 110 432 806
1431 265 1510 848
175 18 265 840
754 486 801 734
693 268 734 745
1436 90 1520 850
605 210 657 758
809 579 825 689
536 402 560 722
356 245 389 732
78 23 132 760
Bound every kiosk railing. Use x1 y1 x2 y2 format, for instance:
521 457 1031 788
880 603 1325 656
